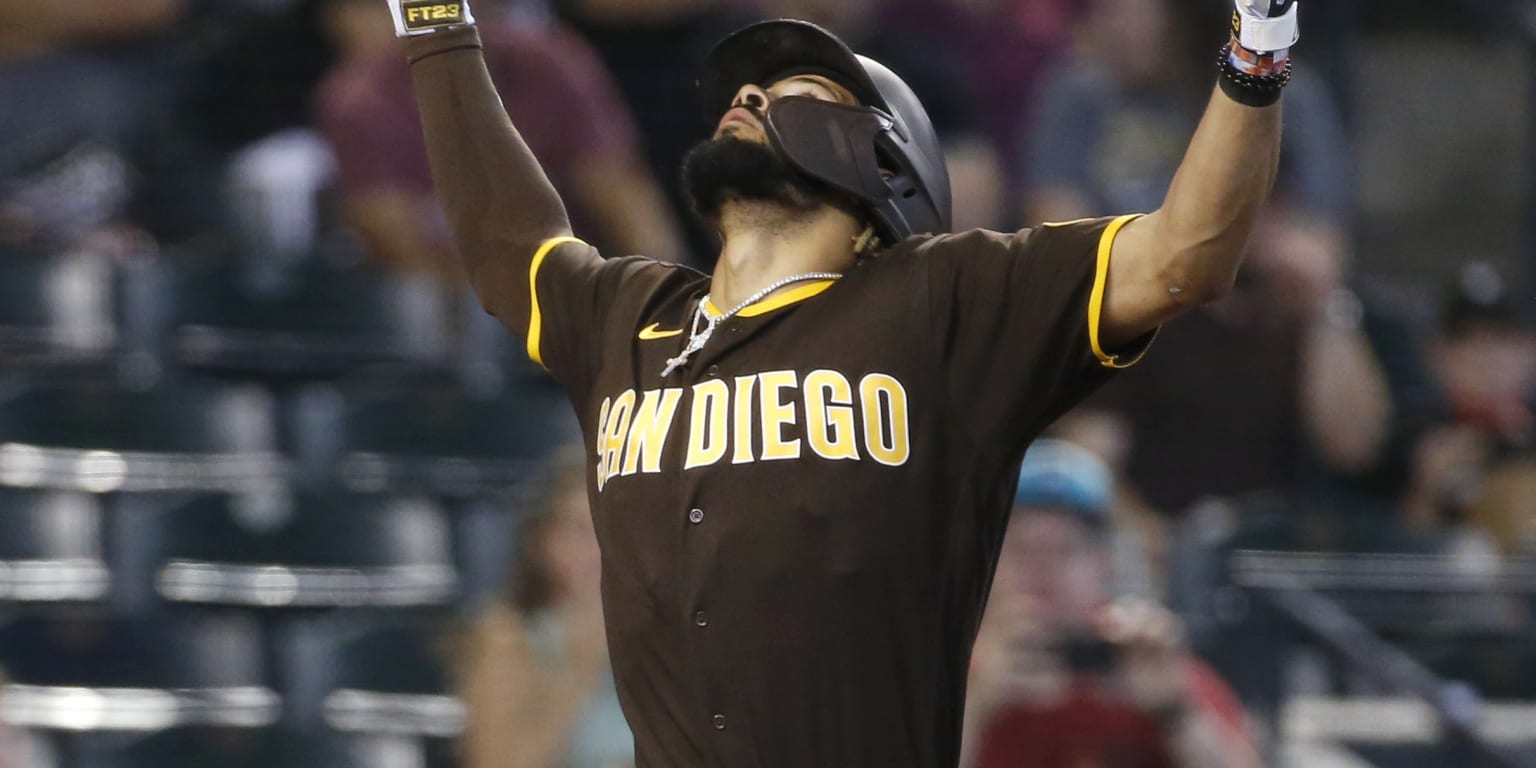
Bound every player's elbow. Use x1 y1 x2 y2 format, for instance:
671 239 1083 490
1158 248 1239 307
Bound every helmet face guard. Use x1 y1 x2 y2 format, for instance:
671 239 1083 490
765 96 947 244
698 19 953 243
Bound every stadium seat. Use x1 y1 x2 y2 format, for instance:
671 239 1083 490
321 622 463 740
0 615 277 733
0 366 284 494
0 489 109 604
297 370 576 496
155 492 458 610
75 726 360 768
0 250 116 365
159 256 449 381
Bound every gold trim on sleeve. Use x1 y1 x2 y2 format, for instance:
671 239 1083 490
1088 215 1150 369
527 236 587 368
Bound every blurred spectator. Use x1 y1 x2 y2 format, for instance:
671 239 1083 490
964 442 1265 768
1432 262 1535 450
963 441 1263 768
760 0 1006 229
0 0 182 60
318 0 685 282
881 0 1081 207
553 0 755 264
1018 0 1380 519
1429 263 1536 556
0 0 187 248
456 450 633 768
1021 0 1349 227
1082 209 1393 514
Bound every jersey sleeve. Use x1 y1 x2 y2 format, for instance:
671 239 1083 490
920 215 1156 445
494 237 661 393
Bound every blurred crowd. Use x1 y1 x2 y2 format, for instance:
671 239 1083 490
1 0 1534 766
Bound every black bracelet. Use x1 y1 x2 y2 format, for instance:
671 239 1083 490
1217 43 1291 108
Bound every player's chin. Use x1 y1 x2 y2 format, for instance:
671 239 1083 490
681 136 830 222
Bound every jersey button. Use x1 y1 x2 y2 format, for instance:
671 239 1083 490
706 365 719 376
712 714 727 731
688 508 704 524
694 611 709 627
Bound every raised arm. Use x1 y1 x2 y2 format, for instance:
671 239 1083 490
395 0 573 320
1099 0 1299 347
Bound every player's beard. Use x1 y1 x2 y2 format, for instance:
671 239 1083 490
681 136 831 225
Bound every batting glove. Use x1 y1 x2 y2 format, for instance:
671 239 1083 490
388 0 475 37
1231 0 1299 57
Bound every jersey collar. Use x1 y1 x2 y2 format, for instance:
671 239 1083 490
703 279 839 319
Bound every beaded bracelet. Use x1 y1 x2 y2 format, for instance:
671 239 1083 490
1218 42 1292 108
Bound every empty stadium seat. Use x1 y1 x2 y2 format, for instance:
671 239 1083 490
320 622 462 740
155 492 458 610
75 726 360 768
0 366 284 493
297 370 576 496
0 615 277 733
0 489 109 604
0 250 116 365
159 256 449 381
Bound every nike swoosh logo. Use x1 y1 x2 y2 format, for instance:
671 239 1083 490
638 323 684 340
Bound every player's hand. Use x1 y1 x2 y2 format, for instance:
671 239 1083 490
387 0 475 38
1231 0 1299 55
1097 599 1191 717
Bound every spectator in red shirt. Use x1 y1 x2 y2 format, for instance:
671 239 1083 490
316 0 686 281
964 440 1265 768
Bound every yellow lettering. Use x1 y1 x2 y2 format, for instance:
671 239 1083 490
758 370 801 461
406 6 425 21
803 370 859 461
601 389 635 484
594 396 611 491
731 375 756 465
622 388 683 476
860 374 910 466
684 380 729 470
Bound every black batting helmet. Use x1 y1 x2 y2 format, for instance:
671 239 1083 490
698 19 953 243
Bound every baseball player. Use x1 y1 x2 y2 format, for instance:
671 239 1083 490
390 2 1298 765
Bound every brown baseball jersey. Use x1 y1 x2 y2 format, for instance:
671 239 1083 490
491 214 1153 768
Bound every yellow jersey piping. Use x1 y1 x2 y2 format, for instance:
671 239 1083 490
527 236 586 368
1088 215 1150 369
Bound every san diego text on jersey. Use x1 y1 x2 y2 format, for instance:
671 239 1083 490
594 368 912 490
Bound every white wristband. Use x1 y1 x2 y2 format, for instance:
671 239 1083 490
389 0 475 38
1236 2 1300 53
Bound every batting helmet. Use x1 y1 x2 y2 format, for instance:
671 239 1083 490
698 19 953 243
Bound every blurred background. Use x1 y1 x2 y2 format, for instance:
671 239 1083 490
0 0 1531 766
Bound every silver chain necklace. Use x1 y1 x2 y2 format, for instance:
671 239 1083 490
661 272 842 377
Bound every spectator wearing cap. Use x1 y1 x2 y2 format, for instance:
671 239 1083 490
1421 263 1536 558
962 440 1264 768
1433 262 1535 451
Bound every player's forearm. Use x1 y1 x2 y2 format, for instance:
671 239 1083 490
1145 90 1282 304
406 28 573 291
